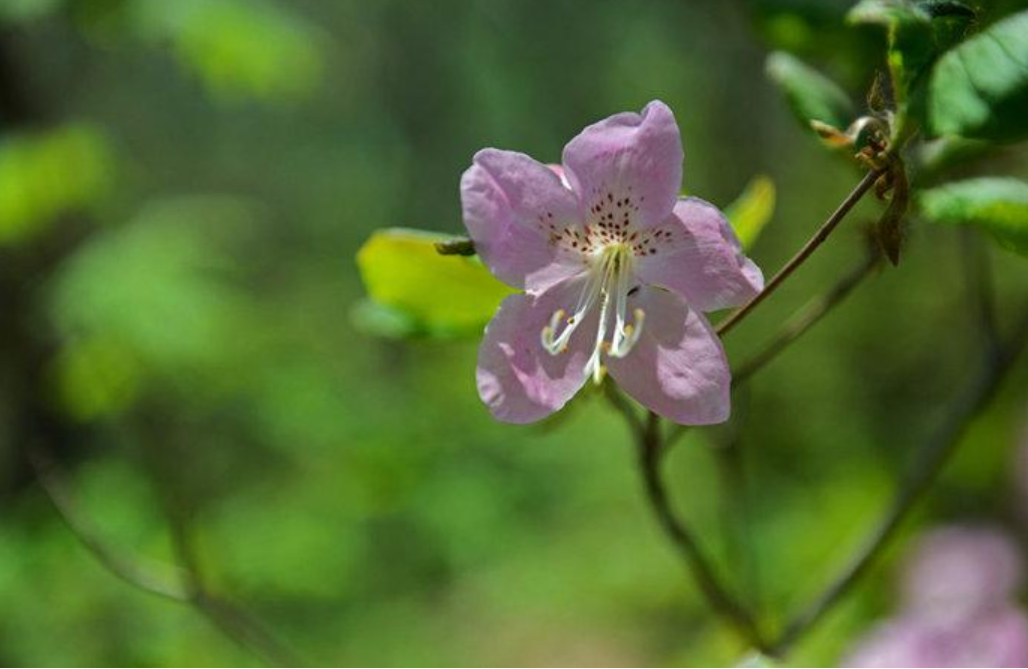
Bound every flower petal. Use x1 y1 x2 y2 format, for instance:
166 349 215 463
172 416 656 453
606 287 730 425
635 197 764 312
561 100 683 229
461 149 587 293
476 277 595 424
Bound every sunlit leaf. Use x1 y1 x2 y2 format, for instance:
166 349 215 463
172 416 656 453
927 10 1028 142
0 124 114 246
355 228 515 339
52 335 142 421
918 177 1028 256
765 51 856 130
51 196 262 413
724 175 776 251
131 0 324 103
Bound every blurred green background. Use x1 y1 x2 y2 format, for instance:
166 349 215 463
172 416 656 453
1 0 1028 665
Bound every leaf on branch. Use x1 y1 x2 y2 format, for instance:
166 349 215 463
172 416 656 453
848 0 935 109
927 10 1028 142
354 228 515 339
848 0 978 136
765 51 856 131
724 175 776 251
918 177 1028 256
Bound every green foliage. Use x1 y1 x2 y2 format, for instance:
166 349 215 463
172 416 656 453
847 0 934 124
725 175 777 250
927 10 1028 142
5 1 1028 666
0 0 61 22
919 177 1028 256
355 228 515 339
50 196 262 418
160 0 325 103
765 51 856 129
0 124 113 246
71 0 325 103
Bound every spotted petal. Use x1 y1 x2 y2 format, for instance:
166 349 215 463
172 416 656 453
635 197 764 312
561 100 683 229
461 149 587 293
606 287 730 425
476 277 595 424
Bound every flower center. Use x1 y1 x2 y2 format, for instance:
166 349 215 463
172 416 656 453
540 242 646 383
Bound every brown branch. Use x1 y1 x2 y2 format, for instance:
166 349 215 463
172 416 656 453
28 447 191 602
716 169 883 338
637 412 770 652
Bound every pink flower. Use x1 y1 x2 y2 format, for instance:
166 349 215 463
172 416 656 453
846 606 1028 668
845 524 1028 668
460 101 763 424
901 525 1023 623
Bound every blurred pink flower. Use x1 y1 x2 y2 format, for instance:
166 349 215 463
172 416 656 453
901 525 1024 622
460 101 763 424
846 524 1028 668
847 605 1028 668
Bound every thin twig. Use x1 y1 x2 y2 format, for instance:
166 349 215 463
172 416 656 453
154 453 306 667
732 250 882 386
28 448 191 602
30 448 303 667
716 169 883 338
665 249 881 450
637 411 770 652
770 307 1028 655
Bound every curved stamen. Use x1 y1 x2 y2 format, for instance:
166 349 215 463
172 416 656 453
541 267 604 354
609 308 645 358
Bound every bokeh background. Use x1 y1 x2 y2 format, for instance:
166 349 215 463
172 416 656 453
2 0 1028 665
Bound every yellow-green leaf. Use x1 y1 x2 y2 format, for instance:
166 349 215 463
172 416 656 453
355 228 515 339
0 124 114 246
725 175 776 251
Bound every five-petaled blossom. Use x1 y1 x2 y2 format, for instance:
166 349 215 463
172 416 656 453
460 101 764 425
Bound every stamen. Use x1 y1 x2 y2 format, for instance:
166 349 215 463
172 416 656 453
540 241 644 374
610 308 645 358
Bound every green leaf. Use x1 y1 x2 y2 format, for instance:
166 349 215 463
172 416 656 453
848 0 935 116
51 196 262 377
349 299 420 340
927 10 1028 142
0 0 62 23
0 124 114 246
917 0 977 51
765 51 856 129
128 0 325 103
355 228 516 339
918 177 1028 255
724 175 776 251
